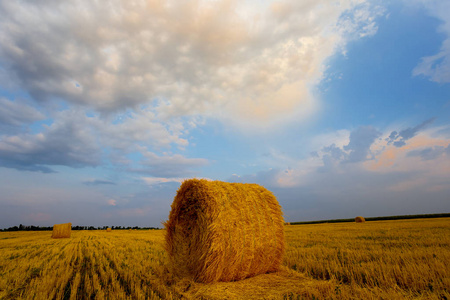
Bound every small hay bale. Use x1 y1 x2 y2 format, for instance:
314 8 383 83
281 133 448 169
106 227 112 232
51 223 71 238
165 179 285 283
355 216 366 223
285 222 291 225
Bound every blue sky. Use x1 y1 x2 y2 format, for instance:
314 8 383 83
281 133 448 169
1 0 449 228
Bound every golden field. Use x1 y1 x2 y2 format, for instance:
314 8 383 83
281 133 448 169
0 218 449 299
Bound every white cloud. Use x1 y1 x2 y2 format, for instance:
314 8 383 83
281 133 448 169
0 106 194 173
141 177 184 185
410 0 450 83
310 129 351 150
96 107 189 152
0 0 384 127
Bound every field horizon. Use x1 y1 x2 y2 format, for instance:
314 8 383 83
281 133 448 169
2 212 450 231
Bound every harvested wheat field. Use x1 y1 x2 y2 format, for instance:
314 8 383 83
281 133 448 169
0 218 449 299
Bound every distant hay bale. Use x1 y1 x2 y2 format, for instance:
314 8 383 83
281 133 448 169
285 222 291 225
107 227 112 232
51 223 71 238
355 216 366 223
165 179 285 283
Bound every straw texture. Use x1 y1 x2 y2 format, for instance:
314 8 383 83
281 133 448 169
51 223 71 238
107 228 112 232
165 179 285 283
355 216 366 223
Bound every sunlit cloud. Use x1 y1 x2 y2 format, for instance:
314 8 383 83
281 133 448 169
0 0 383 127
107 199 117 206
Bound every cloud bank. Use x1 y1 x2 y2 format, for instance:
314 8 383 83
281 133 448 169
0 0 381 125
232 121 450 220
0 0 386 177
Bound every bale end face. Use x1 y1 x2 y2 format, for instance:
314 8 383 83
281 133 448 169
165 179 285 283
51 223 72 239
355 216 366 223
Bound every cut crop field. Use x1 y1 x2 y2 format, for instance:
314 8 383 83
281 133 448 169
0 218 449 299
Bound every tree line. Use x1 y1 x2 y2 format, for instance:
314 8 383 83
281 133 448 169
0 224 161 231
290 213 450 225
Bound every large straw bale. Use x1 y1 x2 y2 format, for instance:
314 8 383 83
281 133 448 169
355 216 366 223
165 179 285 283
51 223 72 238
106 227 112 232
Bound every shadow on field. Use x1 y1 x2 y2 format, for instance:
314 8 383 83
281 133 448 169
173 267 334 300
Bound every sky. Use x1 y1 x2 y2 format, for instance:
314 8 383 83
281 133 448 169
0 0 449 228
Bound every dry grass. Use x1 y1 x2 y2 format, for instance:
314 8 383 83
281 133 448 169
283 218 450 299
51 223 71 239
0 218 449 299
164 179 285 283
106 228 112 232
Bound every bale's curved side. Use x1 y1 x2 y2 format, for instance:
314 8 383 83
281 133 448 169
355 216 366 223
165 179 285 283
51 223 72 238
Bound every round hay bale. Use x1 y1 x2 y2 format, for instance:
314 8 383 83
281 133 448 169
51 222 72 239
164 179 285 283
106 227 112 232
355 216 365 223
